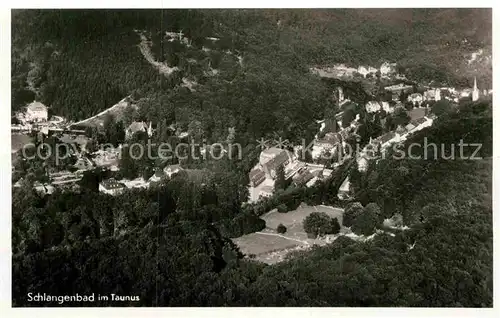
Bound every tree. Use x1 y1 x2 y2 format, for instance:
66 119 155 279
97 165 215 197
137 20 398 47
274 165 287 191
432 100 453 116
79 170 100 192
392 107 411 127
351 204 381 236
277 223 287 234
343 202 364 227
119 145 139 179
122 104 138 127
276 204 288 213
342 108 356 128
303 212 341 237
364 202 383 223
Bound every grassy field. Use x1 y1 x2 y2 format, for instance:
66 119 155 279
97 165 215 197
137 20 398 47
233 204 345 264
261 205 344 240
70 97 135 128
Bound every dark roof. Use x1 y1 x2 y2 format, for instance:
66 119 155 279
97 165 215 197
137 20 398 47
378 132 396 144
293 168 314 185
395 125 406 134
154 169 165 178
411 117 428 126
263 149 290 172
250 168 265 180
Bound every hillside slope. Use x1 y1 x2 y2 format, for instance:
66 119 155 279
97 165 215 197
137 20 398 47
12 100 492 307
12 9 491 140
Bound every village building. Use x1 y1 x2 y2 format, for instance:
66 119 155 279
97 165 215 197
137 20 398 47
312 132 342 160
337 86 345 103
380 101 392 113
407 93 424 106
357 65 378 78
337 176 351 200
34 183 55 195
405 122 416 133
26 101 48 122
164 164 184 178
125 121 153 139
460 88 472 98
375 131 398 149
379 62 397 77
259 185 274 198
73 157 94 171
99 178 126 196
385 83 413 101
292 167 314 186
258 147 293 179
365 101 381 113
249 167 266 187
423 88 442 101
411 116 433 131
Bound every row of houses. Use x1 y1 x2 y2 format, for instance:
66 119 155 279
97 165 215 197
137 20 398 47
310 61 397 79
248 147 332 200
98 164 184 195
357 115 435 171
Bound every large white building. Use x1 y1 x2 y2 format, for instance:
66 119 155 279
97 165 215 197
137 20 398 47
380 62 397 77
26 101 48 122
99 178 126 196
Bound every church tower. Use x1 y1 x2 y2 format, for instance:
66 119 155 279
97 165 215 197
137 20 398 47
147 122 153 137
472 77 479 102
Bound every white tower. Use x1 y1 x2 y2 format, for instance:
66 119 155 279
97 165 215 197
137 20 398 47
147 122 153 137
435 88 441 101
472 77 479 102
337 87 344 103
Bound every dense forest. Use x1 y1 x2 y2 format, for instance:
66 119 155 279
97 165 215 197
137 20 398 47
12 9 491 145
12 100 492 306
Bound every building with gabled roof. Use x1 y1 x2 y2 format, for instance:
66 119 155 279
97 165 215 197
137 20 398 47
125 121 148 139
292 167 314 186
262 149 292 179
26 101 48 122
257 147 293 179
407 93 423 106
249 167 266 187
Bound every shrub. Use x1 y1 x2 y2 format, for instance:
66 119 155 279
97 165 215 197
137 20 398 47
277 204 288 213
351 205 380 236
277 223 287 234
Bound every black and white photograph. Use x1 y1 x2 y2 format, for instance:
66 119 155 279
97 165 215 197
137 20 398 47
5 3 495 311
